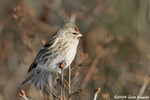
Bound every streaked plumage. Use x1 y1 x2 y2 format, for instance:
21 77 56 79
23 23 82 90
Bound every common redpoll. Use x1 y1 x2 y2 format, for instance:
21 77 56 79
23 23 82 90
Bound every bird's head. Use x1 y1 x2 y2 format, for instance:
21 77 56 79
62 23 83 39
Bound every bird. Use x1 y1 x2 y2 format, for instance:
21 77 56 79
22 23 82 90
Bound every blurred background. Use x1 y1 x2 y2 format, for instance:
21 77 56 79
0 0 150 100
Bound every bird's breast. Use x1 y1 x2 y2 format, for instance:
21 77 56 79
43 40 79 72
64 44 77 68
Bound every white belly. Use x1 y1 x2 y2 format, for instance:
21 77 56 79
65 44 77 68
49 42 78 72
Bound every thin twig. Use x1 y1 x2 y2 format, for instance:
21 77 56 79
61 68 65 100
18 89 29 100
67 89 83 100
93 87 101 100
59 61 66 100
71 64 82 71
68 65 71 100
82 46 105 87
69 14 76 24
45 84 61 100
136 75 150 100
54 0 69 23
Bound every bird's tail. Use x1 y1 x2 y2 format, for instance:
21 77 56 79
22 69 52 90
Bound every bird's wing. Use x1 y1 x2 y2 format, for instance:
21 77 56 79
27 33 58 73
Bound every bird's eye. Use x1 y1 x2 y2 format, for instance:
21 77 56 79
72 33 77 35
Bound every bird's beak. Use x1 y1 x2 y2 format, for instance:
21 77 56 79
77 33 83 38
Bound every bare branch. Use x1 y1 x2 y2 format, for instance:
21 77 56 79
136 75 150 100
82 46 105 87
67 88 83 100
68 65 72 100
18 89 29 100
45 84 61 100
59 61 66 100
93 87 101 100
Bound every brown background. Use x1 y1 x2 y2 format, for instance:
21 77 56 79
0 0 150 100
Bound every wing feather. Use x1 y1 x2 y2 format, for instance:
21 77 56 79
27 32 58 72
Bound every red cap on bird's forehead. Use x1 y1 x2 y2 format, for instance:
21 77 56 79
74 26 79 32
